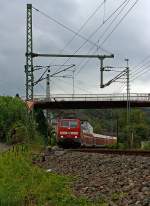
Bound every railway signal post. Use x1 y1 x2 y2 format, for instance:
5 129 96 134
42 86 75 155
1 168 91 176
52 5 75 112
125 58 131 148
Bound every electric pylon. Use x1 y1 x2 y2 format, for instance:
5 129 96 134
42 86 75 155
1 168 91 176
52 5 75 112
25 4 33 100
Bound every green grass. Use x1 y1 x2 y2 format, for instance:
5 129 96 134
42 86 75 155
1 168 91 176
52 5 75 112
111 191 127 202
0 145 108 206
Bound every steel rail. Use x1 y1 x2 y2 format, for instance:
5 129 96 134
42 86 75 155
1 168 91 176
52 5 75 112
68 148 150 156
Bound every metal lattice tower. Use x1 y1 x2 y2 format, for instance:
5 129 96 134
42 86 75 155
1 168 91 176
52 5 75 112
25 4 33 100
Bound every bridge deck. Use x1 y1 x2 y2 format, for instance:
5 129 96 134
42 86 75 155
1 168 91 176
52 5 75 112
33 100 150 109
28 93 150 109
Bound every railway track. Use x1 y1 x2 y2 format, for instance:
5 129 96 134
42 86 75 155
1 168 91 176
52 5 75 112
68 148 150 156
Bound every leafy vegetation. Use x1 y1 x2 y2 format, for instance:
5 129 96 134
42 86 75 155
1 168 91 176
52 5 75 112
141 141 150 150
111 192 127 202
80 108 150 148
0 96 46 145
0 145 108 206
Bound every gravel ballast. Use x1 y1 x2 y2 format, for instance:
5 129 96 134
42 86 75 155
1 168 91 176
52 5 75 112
40 150 150 206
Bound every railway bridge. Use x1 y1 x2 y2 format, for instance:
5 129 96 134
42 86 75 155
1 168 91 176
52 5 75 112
25 93 150 110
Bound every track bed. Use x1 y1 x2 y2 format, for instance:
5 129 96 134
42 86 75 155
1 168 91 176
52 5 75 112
39 150 150 206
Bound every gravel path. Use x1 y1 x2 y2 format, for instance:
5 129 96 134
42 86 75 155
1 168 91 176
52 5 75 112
40 151 150 206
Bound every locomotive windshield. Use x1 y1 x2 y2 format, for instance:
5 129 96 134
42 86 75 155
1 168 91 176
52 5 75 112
61 120 69 127
69 120 78 128
60 120 78 128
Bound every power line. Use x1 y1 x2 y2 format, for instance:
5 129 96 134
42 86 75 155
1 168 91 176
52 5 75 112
100 0 139 46
76 0 139 86
130 60 150 80
76 0 133 76
32 1 115 78
131 64 150 81
64 0 130 55
119 64 150 92
130 57 150 77
48 0 130 76
118 54 150 92
54 1 105 54
41 0 105 67
103 0 107 24
58 77 94 94
97 0 131 44
32 1 140 95
32 5 107 53
132 54 150 69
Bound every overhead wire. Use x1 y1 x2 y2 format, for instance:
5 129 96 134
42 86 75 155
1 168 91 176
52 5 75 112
103 0 107 24
117 54 150 93
100 0 139 47
125 55 150 82
52 80 67 93
130 57 150 77
32 1 106 77
56 77 94 94
45 0 131 77
32 5 108 53
52 0 105 56
33 0 140 95
75 0 133 77
76 0 133 76
131 64 150 81
132 54 150 69
102 0 140 93
98 0 131 44
106 0 140 93
100 0 139 69
112 55 150 91
118 55 150 92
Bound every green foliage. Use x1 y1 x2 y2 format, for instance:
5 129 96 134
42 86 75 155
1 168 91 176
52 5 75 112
105 143 118 149
0 146 107 206
0 96 44 145
6 121 29 144
48 126 57 146
141 141 150 150
34 108 48 145
75 108 150 149
111 192 126 202
0 96 26 142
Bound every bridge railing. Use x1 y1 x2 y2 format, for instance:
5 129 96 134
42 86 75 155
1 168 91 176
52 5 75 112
29 93 150 102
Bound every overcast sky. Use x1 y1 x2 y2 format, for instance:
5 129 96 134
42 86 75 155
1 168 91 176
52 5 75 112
0 0 150 97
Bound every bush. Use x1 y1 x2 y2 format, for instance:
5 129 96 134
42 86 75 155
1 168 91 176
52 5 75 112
0 96 45 145
7 121 29 144
141 141 150 150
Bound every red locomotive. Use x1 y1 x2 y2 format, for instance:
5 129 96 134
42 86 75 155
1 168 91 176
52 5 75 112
56 118 117 147
56 118 81 147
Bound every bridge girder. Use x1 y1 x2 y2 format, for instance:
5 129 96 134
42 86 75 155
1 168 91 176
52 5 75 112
33 100 150 110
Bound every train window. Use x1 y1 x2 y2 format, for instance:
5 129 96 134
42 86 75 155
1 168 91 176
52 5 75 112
61 120 69 127
69 120 78 128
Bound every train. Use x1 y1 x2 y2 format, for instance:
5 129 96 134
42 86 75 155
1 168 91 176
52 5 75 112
56 118 117 147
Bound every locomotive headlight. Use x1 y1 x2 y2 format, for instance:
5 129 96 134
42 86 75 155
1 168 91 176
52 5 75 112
75 136 77 138
61 136 64 138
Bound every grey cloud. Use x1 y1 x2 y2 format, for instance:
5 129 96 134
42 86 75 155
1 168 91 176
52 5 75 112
0 0 150 96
